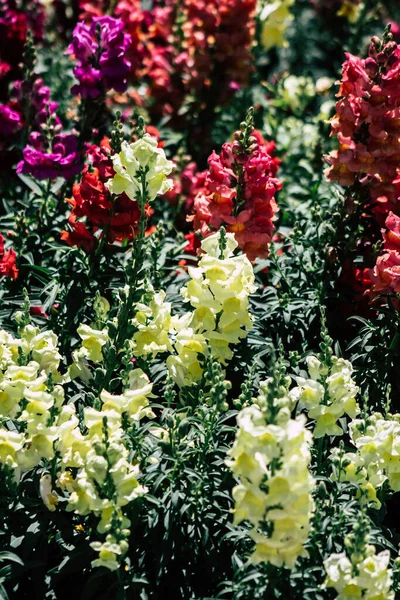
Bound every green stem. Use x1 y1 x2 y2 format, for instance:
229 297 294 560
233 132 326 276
102 172 149 391
38 179 52 232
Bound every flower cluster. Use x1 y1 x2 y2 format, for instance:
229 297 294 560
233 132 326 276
68 16 131 98
18 131 82 180
324 544 394 600
349 412 400 493
0 316 154 573
106 134 174 201
147 0 256 120
12 76 82 180
0 76 81 180
0 77 57 152
330 446 383 509
227 375 315 569
61 137 143 253
189 126 281 261
132 289 174 358
326 33 400 220
0 324 63 475
0 233 18 279
179 0 256 105
167 231 256 386
56 368 154 570
258 0 294 50
115 230 255 388
291 354 360 438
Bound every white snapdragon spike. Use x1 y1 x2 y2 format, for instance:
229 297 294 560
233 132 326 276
0 327 67 475
167 231 256 387
0 324 151 572
324 546 394 600
106 134 174 201
227 378 315 570
55 369 154 571
290 355 360 438
349 412 400 493
56 403 147 570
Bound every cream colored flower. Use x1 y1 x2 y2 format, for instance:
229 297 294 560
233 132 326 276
106 135 174 201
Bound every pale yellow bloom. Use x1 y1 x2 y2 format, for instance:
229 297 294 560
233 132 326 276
106 135 174 202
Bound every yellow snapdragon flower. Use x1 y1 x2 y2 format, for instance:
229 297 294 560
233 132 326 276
106 135 174 202
132 290 174 357
324 545 394 600
168 231 256 386
227 378 314 569
0 429 24 469
76 324 109 363
100 368 155 421
291 355 360 439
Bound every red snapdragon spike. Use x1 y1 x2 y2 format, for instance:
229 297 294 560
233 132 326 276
328 34 400 301
189 129 281 260
327 38 400 220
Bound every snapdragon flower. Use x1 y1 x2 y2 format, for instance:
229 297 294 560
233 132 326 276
290 354 360 438
100 368 155 421
0 326 65 475
68 16 131 98
189 126 281 261
227 376 315 569
0 233 18 279
350 412 400 493
329 447 383 510
167 231 256 386
131 290 174 357
324 545 394 600
106 135 174 202
56 376 151 570
69 324 110 382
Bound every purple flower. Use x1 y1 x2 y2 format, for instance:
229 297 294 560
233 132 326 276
68 16 131 99
0 104 21 136
17 132 82 180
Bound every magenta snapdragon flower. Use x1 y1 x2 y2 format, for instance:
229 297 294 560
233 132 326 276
68 16 131 98
17 132 82 180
